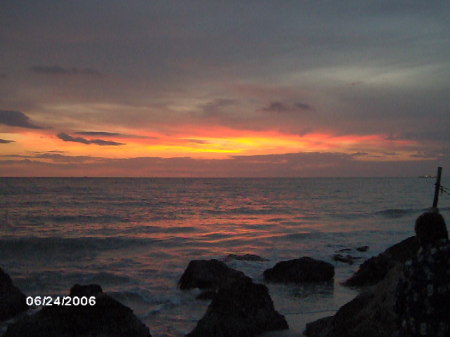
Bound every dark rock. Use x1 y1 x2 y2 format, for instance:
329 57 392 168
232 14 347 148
264 257 334 283
223 254 268 262
332 254 354 264
178 259 250 290
4 284 151 337
305 264 403 337
196 290 217 300
186 278 288 337
0 267 27 322
70 284 102 297
304 316 334 337
356 245 369 252
344 236 418 287
336 248 353 253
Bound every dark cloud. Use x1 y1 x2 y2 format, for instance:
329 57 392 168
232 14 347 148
75 131 121 137
0 139 14 144
57 133 90 144
75 131 155 139
294 102 312 111
34 153 103 163
2 151 447 177
0 110 43 129
184 139 209 144
262 101 312 113
351 152 369 157
90 139 124 146
30 66 102 76
201 99 238 116
57 133 124 146
0 73 6 78
410 151 444 159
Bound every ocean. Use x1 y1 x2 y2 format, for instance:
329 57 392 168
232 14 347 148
1 177 449 336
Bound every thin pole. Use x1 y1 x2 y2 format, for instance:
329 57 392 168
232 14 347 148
432 167 443 209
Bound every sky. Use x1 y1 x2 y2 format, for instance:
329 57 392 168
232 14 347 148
1 0 449 177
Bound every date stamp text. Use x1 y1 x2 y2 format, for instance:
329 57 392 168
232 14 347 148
26 296 96 307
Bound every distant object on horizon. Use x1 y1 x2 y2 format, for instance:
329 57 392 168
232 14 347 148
418 175 436 178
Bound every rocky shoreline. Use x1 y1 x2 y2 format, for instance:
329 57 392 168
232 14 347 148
0 238 418 337
304 236 419 337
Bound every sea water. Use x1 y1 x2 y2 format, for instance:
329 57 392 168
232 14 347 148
1 177 450 336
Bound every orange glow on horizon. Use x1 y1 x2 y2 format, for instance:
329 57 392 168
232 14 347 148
1 125 417 162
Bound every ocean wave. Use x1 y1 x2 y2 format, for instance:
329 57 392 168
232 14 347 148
119 226 200 235
271 232 321 241
375 208 418 218
48 214 125 223
0 236 156 257
203 206 292 215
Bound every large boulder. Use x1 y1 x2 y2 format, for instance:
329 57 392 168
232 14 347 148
344 236 418 287
0 267 27 322
4 284 151 337
186 278 288 337
304 264 403 337
263 257 334 283
178 259 250 290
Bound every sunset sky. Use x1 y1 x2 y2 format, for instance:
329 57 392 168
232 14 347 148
1 1 449 177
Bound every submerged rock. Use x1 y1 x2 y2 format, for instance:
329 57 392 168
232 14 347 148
344 236 418 287
186 278 288 337
4 283 151 337
264 257 334 283
0 267 27 322
223 254 268 262
178 259 250 290
336 248 353 253
332 254 355 264
356 245 369 252
304 264 403 337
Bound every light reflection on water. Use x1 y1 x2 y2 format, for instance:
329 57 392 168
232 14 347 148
1 177 449 336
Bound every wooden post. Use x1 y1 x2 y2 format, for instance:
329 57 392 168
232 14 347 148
432 166 443 209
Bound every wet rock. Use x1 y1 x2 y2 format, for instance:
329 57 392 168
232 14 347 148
196 290 217 300
264 257 334 283
332 254 354 264
336 248 353 253
304 316 333 337
223 254 268 262
344 236 418 287
0 267 27 322
70 284 102 296
186 278 288 337
4 283 151 337
305 264 403 337
178 259 250 290
356 245 369 252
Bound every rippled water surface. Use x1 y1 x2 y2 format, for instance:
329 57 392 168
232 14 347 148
1 177 449 336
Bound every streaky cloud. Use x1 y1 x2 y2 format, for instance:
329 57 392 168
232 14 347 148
0 110 43 129
75 131 154 139
30 65 102 76
57 133 124 146
262 101 312 113
0 139 15 144
75 131 122 137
